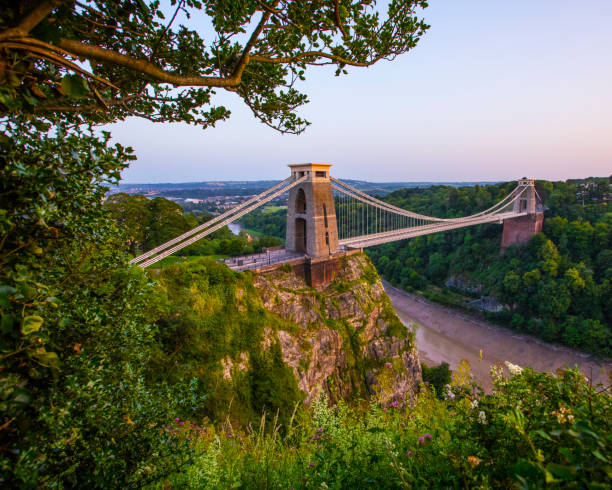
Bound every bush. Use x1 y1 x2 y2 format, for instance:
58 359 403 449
421 362 451 398
157 367 611 489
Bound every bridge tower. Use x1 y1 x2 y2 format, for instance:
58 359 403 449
501 179 544 252
286 163 339 257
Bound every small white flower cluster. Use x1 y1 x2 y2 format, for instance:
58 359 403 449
505 361 523 376
478 411 487 425
470 399 479 409
490 365 503 381
443 384 455 400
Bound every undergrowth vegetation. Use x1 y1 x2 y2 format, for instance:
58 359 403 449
154 366 611 489
148 259 303 428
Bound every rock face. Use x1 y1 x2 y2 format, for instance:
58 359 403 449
253 254 422 405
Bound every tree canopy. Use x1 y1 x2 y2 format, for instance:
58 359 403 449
1 0 429 133
0 3 433 484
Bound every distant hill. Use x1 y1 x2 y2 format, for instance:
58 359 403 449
112 179 502 199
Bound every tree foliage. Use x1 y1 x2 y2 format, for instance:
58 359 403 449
105 192 282 257
366 180 612 356
1 0 429 133
1 2 433 484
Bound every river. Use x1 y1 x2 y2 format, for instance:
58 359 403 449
227 222 242 235
383 281 611 391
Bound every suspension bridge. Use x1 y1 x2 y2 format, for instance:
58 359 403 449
130 163 544 285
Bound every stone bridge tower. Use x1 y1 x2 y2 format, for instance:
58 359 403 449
286 163 339 257
501 179 544 252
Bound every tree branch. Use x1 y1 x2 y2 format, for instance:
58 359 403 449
250 51 382 67
149 0 185 60
0 0 64 39
231 2 277 81
334 0 348 37
0 37 118 88
53 5 275 90
58 38 240 88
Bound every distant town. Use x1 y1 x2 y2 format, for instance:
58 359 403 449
110 178 502 214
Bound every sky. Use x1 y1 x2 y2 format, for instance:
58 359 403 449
107 0 612 183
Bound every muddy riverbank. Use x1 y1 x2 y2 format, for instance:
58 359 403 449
383 281 611 391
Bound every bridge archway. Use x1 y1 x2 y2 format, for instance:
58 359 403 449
295 188 306 213
294 217 307 252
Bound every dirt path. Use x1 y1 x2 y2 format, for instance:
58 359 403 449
383 281 612 391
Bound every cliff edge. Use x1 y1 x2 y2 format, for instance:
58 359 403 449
253 254 421 405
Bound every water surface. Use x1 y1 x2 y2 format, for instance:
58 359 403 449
384 281 611 391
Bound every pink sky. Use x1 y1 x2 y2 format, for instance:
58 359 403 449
108 0 612 183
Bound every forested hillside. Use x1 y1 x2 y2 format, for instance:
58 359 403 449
105 193 281 258
367 178 612 357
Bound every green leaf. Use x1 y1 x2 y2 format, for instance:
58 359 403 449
0 285 17 307
546 463 576 480
61 74 89 98
1 314 14 334
13 387 31 405
592 450 608 463
21 315 43 335
545 470 560 484
59 317 72 328
135 0 150 16
33 348 60 368
0 89 18 109
535 429 552 441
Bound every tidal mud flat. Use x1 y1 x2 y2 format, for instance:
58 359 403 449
383 281 611 392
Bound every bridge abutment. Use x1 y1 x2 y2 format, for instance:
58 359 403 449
501 212 544 252
501 179 543 252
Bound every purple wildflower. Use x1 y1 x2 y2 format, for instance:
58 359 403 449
424 433 433 441
309 462 315 468
385 362 393 369
179 421 185 426
175 417 180 422
407 451 413 457
418 436 425 445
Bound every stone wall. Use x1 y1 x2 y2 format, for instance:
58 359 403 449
501 212 544 252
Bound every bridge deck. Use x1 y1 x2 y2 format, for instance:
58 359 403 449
340 211 528 249
222 248 305 271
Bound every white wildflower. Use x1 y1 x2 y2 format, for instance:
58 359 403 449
478 411 487 425
505 361 523 376
470 399 479 409
443 386 455 400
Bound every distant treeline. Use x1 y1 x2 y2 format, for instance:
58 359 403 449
238 208 287 239
104 193 280 257
366 177 612 357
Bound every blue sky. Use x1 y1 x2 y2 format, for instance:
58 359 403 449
107 1 612 183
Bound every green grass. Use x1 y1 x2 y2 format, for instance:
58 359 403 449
241 227 266 237
153 254 228 268
261 205 287 215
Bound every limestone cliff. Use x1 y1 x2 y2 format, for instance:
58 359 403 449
252 254 422 405
152 254 421 426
